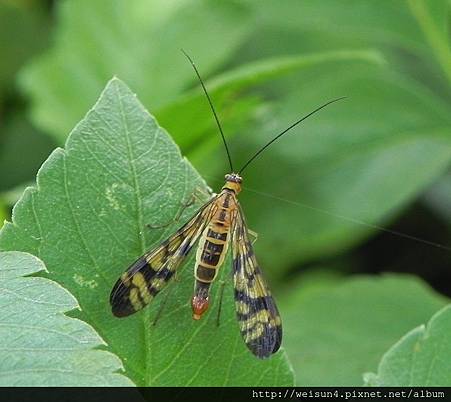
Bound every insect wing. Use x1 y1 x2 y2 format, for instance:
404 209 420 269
110 198 217 317
231 208 282 358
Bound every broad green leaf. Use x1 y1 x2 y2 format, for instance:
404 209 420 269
0 78 293 386
19 0 383 158
407 0 451 85
238 1 451 122
242 0 448 61
0 181 34 229
365 305 451 386
0 251 132 386
408 0 450 39
234 62 451 275
158 49 384 152
279 273 449 386
20 0 252 141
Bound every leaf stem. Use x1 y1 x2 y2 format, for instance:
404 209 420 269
408 0 451 87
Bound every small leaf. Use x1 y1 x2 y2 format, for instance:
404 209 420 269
0 78 293 386
0 251 133 386
365 305 451 386
279 273 448 386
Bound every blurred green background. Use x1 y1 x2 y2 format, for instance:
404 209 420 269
1 0 451 385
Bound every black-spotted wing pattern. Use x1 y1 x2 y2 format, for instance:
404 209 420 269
110 199 217 317
110 173 283 359
231 206 282 358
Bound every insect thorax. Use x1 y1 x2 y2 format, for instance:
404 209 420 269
222 173 242 194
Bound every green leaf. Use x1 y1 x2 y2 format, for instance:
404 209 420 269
20 0 253 141
158 49 384 152
0 181 34 208
279 273 449 386
0 78 293 386
365 305 451 386
407 0 451 85
243 0 447 61
0 251 132 386
236 62 451 275
0 199 6 229
20 0 383 158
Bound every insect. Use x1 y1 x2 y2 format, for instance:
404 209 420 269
110 50 344 358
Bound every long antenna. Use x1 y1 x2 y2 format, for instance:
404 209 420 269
181 49 234 172
238 97 346 174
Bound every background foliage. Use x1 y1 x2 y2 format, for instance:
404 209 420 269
0 0 451 386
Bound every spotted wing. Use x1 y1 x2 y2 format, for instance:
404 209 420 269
231 206 282 358
110 199 217 317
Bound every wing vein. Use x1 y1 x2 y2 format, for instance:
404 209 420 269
231 207 282 358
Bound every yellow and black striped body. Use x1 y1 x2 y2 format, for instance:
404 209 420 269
191 189 237 319
110 172 282 358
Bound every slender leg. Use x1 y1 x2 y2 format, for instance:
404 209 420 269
147 196 195 230
152 284 175 326
174 268 181 282
194 185 215 200
147 188 216 229
247 229 258 244
216 280 226 327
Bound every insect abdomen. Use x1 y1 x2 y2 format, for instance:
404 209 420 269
195 229 229 282
192 192 234 319
192 229 229 320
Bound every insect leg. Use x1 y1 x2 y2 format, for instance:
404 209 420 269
216 280 226 327
247 229 258 244
147 188 215 229
194 185 215 200
147 195 196 229
151 283 175 326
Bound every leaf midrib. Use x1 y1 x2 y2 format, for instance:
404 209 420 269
115 83 151 386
